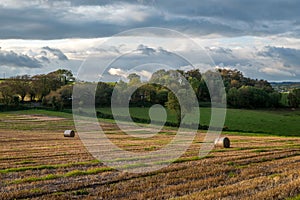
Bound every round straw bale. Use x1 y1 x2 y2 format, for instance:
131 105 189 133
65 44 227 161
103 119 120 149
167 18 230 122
64 130 75 137
214 137 230 148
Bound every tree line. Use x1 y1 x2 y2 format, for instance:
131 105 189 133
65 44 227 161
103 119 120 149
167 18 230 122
0 69 74 109
89 68 299 109
1 68 300 111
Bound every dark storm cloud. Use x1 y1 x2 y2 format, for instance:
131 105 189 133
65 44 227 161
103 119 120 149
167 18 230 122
205 45 300 81
109 44 190 70
258 46 300 67
39 56 50 63
205 47 240 66
0 6 123 39
136 44 156 55
0 50 42 68
42 46 68 61
69 0 300 37
206 47 233 55
152 0 300 21
0 0 299 39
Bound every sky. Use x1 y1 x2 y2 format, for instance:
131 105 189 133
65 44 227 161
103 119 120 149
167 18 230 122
0 0 300 82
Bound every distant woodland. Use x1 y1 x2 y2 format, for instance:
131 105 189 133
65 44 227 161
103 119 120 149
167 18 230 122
0 68 300 111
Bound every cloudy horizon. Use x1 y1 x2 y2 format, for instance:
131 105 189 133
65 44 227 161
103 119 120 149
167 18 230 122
0 0 300 82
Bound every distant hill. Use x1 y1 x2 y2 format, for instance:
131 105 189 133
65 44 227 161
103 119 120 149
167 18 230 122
271 82 300 92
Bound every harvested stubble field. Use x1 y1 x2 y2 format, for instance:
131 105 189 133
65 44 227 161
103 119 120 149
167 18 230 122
0 110 300 199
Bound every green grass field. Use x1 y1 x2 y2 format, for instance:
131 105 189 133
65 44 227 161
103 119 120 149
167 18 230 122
2 107 299 136
0 109 74 131
97 107 300 136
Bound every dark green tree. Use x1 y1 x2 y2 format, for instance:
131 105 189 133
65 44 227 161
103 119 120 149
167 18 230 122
288 89 300 108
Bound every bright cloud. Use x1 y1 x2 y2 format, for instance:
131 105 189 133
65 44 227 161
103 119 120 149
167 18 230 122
108 68 153 81
260 67 296 77
67 4 154 24
108 68 127 78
